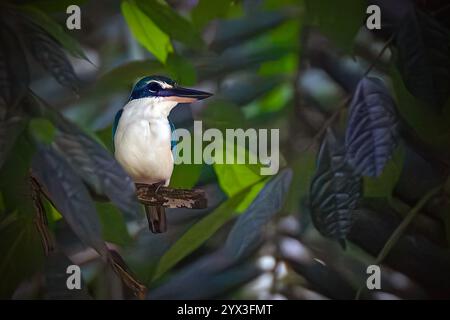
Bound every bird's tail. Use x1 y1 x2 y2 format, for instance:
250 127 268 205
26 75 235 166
144 205 167 233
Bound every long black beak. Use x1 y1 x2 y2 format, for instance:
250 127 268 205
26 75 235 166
159 86 213 102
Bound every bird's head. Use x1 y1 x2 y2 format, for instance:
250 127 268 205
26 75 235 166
129 75 212 104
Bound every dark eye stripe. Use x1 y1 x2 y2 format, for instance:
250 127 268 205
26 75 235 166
148 82 162 92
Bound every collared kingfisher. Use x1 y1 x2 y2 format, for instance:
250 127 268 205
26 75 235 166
113 75 212 233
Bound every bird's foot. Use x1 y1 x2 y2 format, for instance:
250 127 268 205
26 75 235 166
153 181 165 195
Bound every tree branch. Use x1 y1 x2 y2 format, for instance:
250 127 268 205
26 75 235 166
135 184 207 209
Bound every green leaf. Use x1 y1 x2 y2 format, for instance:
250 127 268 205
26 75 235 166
28 118 55 144
213 144 267 212
166 53 197 86
121 0 173 64
97 202 133 246
135 0 202 47
191 0 234 29
210 11 292 52
89 60 163 100
285 151 316 213
306 0 364 52
391 66 450 149
152 188 251 281
0 116 28 170
364 145 405 198
20 6 89 61
169 164 202 189
0 133 35 214
0 212 45 298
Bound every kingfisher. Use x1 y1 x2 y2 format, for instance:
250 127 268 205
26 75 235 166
113 75 212 233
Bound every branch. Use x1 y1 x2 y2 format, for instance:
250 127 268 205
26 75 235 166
135 184 207 209
354 186 444 299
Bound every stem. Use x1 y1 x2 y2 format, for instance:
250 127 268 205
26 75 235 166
354 186 442 300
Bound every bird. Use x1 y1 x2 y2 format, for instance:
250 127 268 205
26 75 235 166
113 75 212 233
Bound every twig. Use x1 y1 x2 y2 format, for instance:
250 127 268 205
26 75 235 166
354 186 443 300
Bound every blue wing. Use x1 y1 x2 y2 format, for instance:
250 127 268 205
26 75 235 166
112 109 123 150
169 120 177 151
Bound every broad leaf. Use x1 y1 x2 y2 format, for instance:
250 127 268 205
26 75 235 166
0 18 29 111
394 7 450 109
23 20 79 93
166 53 197 86
122 0 173 63
306 0 365 52
210 11 291 52
364 146 405 198
0 213 44 298
192 0 234 29
224 169 292 261
198 45 293 80
149 251 259 300
152 187 251 281
20 6 89 61
0 115 27 170
345 77 399 177
135 0 202 47
310 129 362 245
32 146 108 256
54 129 140 218
96 202 133 246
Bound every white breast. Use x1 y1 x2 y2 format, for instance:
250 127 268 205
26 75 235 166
114 98 176 185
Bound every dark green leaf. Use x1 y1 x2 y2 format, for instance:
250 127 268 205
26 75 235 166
23 20 79 93
166 53 197 86
20 6 89 61
364 146 405 198
345 77 399 177
28 117 55 144
191 0 234 29
0 18 29 111
224 168 292 261
306 0 365 52
152 187 251 281
210 11 292 52
97 202 133 246
149 251 259 299
395 8 450 109
53 129 140 218
89 60 163 100
310 129 362 244
0 115 27 170
32 146 108 256
198 45 293 80
0 213 44 298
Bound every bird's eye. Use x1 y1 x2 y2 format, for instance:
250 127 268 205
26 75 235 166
147 82 161 92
